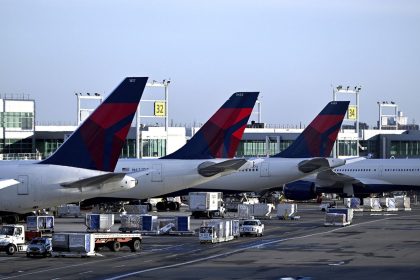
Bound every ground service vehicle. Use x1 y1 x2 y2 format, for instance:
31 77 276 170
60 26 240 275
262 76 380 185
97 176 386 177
239 219 264 237
189 192 225 218
52 232 142 257
0 225 27 255
199 220 239 243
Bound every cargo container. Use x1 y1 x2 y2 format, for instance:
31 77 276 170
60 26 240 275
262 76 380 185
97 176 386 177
325 208 353 226
394 196 411 210
380 198 397 211
119 214 143 232
344 198 361 209
277 203 298 220
324 213 348 226
123 204 149 215
26 216 54 232
57 204 81 218
189 192 225 218
237 203 274 219
363 198 382 211
85 214 114 232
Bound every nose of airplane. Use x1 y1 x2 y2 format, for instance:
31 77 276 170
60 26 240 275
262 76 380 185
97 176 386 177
328 158 346 168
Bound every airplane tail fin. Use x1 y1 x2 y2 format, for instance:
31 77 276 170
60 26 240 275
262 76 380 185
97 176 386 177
40 77 148 171
273 101 350 158
162 92 259 159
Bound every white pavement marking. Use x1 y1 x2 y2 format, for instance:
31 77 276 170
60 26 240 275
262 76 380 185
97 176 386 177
0 258 18 262
104 215 420 280
0 244 187 280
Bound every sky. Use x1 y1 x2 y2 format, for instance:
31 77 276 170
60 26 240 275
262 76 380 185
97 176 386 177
0 0 419 128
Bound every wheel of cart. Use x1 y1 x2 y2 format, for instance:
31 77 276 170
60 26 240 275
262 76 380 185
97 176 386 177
129 239 141 252
109 241 121 252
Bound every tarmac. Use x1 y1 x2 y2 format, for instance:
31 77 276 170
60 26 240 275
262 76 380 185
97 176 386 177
0 203 419 280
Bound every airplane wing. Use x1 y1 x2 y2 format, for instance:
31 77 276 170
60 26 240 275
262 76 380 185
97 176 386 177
198 159 247 177
298 157 346 173
0 179 20 190
126 169 156 179
61 173 132 188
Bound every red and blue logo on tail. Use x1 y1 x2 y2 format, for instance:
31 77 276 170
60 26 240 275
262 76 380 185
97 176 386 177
273 101 350 158
163 92 259 159
40 77 148 171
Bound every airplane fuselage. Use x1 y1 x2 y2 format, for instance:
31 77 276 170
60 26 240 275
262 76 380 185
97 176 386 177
321 159 420 193
100 158 244 199
110 157 344 197
0 161 134 214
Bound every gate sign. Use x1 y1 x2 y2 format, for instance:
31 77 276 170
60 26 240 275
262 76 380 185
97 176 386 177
347 105 357 120
154 101 166 116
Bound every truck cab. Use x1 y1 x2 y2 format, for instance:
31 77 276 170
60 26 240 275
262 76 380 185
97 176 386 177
0 225 26 255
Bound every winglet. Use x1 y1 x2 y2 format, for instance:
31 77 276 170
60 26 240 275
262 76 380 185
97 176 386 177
273 101 350 158
162 92 259 159
40 77 148 171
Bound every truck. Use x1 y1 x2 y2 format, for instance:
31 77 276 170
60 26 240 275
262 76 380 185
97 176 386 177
52 232 142 257
0 221 54 256
0 224 27 255
189 192 225 218
239 219 264 237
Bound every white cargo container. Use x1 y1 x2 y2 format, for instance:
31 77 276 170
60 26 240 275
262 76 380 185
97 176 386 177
238 204 250 219
325 208 353 226
380 198 397 211
325 213 348 226
119 214 143 232
237 203 274 219
344 198 361 209
394 196 411 210
85 214 114 232
189 192 225 218
26 216 54 232
199 220 237 243
57 204 81 218
277 203 298 220
363 198 382 211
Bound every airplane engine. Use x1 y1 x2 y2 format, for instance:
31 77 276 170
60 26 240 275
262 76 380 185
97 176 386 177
283 180 317 201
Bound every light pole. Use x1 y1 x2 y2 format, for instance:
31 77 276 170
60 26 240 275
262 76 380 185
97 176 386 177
136 80 170 158
332 85 362 157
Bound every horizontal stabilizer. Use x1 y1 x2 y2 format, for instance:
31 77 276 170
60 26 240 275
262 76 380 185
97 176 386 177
198 159 247 177
0 179 20 190
61 173 128 188
298 158 346 173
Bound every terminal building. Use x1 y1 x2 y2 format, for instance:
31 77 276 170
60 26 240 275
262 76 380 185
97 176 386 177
1 94 420 161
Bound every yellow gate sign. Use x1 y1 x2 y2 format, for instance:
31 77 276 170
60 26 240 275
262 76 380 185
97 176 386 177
154 101 166 116
347 105 357 120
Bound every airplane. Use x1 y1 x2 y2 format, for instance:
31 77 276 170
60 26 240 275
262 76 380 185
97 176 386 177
161 101 351 196
0 77 148 223
282 158 420 201
88 91 261 208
